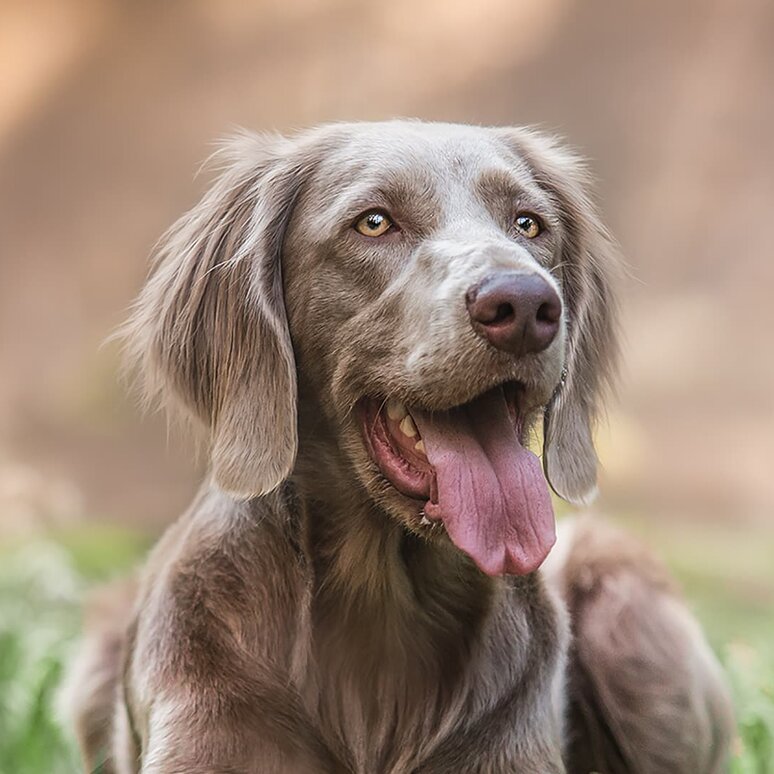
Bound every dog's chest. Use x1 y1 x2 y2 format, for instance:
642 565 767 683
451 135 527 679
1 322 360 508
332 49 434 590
306 635 476 773
300 584 558 773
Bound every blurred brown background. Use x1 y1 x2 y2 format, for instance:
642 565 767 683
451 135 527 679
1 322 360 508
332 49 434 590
1 0 772 550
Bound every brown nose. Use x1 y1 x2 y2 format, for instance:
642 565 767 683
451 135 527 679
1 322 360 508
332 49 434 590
466 272 562 356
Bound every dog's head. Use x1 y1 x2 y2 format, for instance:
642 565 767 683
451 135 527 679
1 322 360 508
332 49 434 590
125 121 618 577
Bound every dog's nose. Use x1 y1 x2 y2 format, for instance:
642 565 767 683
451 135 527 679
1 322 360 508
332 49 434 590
466 272 562 356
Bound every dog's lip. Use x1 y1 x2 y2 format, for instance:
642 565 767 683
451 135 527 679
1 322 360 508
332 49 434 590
359 398 436 506
371 376 531 416
360 381 525 430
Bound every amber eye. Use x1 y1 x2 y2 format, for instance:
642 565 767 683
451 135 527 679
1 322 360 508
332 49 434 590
354 210 393 237
514 214 541 239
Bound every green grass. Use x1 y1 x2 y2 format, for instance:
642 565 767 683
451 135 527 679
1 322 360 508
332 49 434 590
0 529 151 774
0 541 84 774
727 643 774 773
0 523 771 773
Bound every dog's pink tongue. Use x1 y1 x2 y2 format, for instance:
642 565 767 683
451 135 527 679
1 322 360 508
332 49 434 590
413 389 555 576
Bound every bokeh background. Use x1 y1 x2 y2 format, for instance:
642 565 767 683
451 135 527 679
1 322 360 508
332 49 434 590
0 0 772 771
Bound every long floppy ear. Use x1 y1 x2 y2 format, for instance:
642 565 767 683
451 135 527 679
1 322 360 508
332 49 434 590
497 128 620 505
121 132 304 498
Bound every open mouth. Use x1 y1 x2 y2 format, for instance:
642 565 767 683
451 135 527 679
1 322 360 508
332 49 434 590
360 383 556 577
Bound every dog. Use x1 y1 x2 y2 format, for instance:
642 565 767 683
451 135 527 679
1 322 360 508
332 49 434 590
66 121 733 773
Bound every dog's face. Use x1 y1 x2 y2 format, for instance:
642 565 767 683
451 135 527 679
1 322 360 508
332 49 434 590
126 121 618 577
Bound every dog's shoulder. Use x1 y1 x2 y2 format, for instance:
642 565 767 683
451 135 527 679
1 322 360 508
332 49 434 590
126 485 310 706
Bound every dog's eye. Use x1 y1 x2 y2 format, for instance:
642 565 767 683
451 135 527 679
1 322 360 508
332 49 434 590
354 210 393 237
514 214 542 239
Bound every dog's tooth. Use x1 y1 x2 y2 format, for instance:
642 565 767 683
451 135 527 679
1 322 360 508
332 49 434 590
414 439 426 455
399 415 418 438
420 515 431 526
386 399 408 421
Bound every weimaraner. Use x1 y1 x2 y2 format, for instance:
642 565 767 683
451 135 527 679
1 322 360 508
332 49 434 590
66 121 733 773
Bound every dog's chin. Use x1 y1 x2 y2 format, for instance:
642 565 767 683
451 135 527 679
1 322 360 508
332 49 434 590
356 381 558 578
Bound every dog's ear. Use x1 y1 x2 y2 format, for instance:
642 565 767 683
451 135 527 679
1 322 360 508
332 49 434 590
496 128 620 505
122 132 305 498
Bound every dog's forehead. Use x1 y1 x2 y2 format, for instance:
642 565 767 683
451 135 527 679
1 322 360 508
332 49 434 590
310 121 531 186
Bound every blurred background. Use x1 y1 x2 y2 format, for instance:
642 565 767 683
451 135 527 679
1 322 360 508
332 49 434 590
0 0 772 771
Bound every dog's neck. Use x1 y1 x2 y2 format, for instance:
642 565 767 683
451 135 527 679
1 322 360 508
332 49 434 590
290 435 487 638
294 482 494 730
290 448 528 691
305 487 493 609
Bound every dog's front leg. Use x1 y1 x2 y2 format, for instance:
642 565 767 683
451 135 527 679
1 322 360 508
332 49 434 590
137 695 347 774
